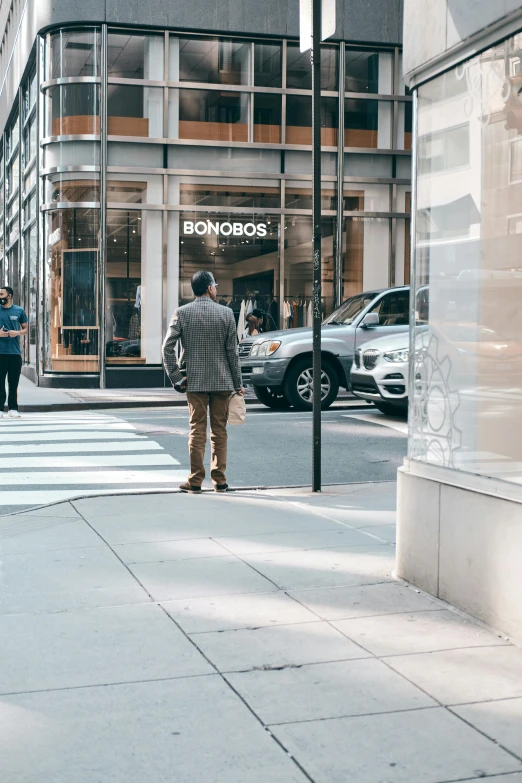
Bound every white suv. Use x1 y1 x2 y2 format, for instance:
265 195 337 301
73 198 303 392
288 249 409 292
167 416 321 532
350 333 409 415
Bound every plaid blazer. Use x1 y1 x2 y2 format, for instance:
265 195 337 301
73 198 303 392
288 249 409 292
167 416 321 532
162 297 242 392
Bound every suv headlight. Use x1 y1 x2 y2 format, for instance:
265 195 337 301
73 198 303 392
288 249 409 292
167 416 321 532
250 343 260 356
383 348 409 363
257 340 282 356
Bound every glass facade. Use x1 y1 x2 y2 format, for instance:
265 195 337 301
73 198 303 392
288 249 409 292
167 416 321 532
1 26 411 384
411 33 522 485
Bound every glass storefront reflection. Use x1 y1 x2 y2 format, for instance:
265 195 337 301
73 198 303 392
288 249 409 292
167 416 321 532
174 37 250 85
108 32 164 80
412 34 522 483
47 28 100 79
172 89 249 142
14 27 411 382
46 84 100 136
179 212 280 325
106 210 163 366
284 216 335 316
44 208 100 373
107 85 163 138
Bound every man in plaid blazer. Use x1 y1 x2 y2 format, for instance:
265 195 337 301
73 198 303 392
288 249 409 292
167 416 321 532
162 270 243 493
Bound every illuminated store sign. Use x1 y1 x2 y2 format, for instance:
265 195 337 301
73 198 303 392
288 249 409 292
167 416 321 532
183 220 267 237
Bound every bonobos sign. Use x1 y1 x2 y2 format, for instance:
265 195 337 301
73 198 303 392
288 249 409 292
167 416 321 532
183 220 267 237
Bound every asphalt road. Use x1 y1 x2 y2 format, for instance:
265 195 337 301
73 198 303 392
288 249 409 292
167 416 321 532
1 403 407 516
121 403 407 488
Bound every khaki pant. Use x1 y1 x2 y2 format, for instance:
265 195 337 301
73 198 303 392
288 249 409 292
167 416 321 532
186 392 231 487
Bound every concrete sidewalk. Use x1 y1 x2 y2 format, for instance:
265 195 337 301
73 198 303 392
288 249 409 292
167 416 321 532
1 482 522 783
15 374 360 412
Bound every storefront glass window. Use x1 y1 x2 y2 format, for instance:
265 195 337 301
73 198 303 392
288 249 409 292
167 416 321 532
286 95 338 146
173 37 251 85
173 180 280 208
285 183 337 211
344 184 390 212
254 42 282 87
173 89 249 142
345 50 380 93
106 210 163 366
286 43 337 91
46 84 100 136
107 174 163 205
342 217 390 297
178 213 280 329
26 224 37 364
22 116 37 168
107 85 163 137
344 99 391 148
284 216 336 316
44 172 100 205
253 94 281 143
411 36 522 483
7 243 20 304
346 50 393 94
44 208 100 373
46 28 100 79
107 32 164 80
6 152 19 200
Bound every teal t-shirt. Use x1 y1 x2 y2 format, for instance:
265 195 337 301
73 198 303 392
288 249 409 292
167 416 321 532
0 305 28 355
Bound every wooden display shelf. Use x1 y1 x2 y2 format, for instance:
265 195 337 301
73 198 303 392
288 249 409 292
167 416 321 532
106 357 146 365
51 356 99 372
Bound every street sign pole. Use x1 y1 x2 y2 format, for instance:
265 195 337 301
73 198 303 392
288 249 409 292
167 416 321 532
300 0 334 493
311 0 322 492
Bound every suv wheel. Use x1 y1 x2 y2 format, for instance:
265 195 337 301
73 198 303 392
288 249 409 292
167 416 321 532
284 358 339 411
254 385 291 409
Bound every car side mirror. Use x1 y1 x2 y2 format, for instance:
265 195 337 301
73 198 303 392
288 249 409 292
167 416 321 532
360 312 380 328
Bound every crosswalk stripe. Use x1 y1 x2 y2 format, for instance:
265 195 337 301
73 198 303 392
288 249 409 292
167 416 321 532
0 424 135 433
5 441 163 454
0 454 180 468
1 470 186 485
1 411 187 513
1 432 147 442
0 413 122 427
0 489 178 506
0 416 120 424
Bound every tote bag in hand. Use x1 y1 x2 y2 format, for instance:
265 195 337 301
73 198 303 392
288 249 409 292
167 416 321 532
228 392 246 425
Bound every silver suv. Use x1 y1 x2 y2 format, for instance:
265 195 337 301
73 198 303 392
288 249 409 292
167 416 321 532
350 333 409 414
240 286 410 410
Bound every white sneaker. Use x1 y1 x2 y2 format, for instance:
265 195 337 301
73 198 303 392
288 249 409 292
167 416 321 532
7 410 21 418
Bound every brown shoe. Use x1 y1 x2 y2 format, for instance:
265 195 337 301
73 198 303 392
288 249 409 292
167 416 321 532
179 482 202 494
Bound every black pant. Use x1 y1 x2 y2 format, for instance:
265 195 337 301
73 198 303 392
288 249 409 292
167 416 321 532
0 354 22 411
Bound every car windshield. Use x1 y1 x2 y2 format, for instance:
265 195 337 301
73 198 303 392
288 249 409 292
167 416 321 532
324 293 379 325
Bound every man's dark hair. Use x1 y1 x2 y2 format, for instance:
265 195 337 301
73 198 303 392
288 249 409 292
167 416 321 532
191 271 215 297
252 308 265 319
0 285 13 297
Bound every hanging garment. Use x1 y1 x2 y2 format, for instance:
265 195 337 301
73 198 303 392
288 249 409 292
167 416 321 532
135 285 142 310
297 302 304 328
246 299 253 316
237 299 247 341
270 298 279 328
283 300 291 328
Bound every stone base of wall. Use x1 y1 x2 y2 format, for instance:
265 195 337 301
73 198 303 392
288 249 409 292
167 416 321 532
397 467 522 644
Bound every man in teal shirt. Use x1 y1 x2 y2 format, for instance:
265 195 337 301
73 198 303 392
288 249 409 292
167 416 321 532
0 285 28 418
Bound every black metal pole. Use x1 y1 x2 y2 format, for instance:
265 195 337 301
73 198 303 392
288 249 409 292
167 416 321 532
311 0 322 492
